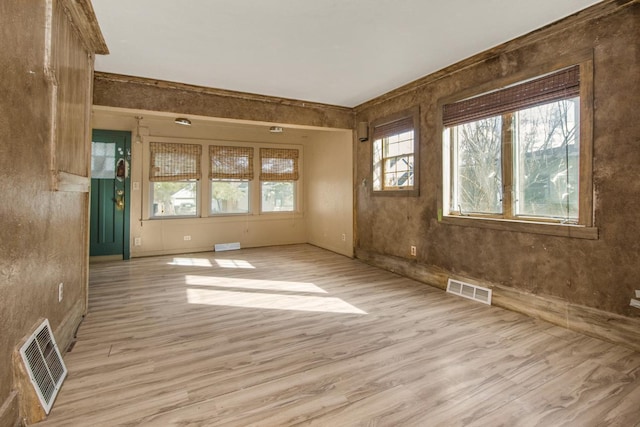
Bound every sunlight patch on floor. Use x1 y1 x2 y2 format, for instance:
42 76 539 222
185 275 327 294
214 259 255 269
186 288 367 314
168 258 213 267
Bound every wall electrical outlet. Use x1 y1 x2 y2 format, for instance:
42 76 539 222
341 233 346 242
184 235 191 241
58 283 63 302
132 181 140 191
134 237 142 246
636 290 640 298
410 246 417 256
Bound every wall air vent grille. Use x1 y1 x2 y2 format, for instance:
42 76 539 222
447 278 492 305
19 319 68 414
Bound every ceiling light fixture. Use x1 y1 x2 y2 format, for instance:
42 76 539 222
175 117 192 126
134 116 143 143
269 126 283 133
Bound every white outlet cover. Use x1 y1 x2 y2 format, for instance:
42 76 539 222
636 290 640 298
133 181 140 190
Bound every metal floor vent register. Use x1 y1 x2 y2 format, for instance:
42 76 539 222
19 319 68 414
447 278 492 305
215 242 241 252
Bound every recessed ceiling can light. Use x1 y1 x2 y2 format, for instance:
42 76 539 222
269 126 283 133
175 117 192 126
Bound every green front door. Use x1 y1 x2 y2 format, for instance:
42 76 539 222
90 130 131 259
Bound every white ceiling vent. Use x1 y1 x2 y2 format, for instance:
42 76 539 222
19 319 68 414
447 278 492 305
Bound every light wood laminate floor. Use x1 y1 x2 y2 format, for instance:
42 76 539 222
37 245 640 426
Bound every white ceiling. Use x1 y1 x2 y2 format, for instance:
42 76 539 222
92 0 602 108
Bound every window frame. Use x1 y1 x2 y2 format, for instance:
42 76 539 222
142 137 304 221
438 57 596 239
148 142 202 219
209 145 254 216
259 147 300 213
370 106 420 197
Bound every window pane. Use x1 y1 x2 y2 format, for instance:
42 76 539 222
151 181 197 217
260 148 299 181
514 98 580 220
385 131 414 158
262 181 294 212
150 142 201 181
383 155 413 188
91 141 116 179
373 129 415 191
452 116 502 214
372 139 383 191
211 180 249 214
209 145 253 180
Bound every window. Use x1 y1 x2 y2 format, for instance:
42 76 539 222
209 145 253 215
372 108 419 195
149 142 201 217
91 141 116 179
443 64 593 231
260 148 299 212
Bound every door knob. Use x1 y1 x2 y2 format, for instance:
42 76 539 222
113 193 124 210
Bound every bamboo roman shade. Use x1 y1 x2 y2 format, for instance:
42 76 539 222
209 145 254 180
260 148 299 181
149 142 202 181
372 116 414 141
443 65 580 127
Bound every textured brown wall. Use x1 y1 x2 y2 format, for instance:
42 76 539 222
354 1 640 317
0 0 96 423
93 73 354 130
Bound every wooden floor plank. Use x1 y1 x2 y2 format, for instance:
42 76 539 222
35 244 640 426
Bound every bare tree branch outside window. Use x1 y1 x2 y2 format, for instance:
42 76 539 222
448 97 579 221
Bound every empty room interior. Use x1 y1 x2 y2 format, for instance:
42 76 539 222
1 0 640 425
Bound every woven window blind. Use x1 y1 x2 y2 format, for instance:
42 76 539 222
260 148 299 181
443 65 580 127
149 142 202 181
209 146 254 180
372 116 414 141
